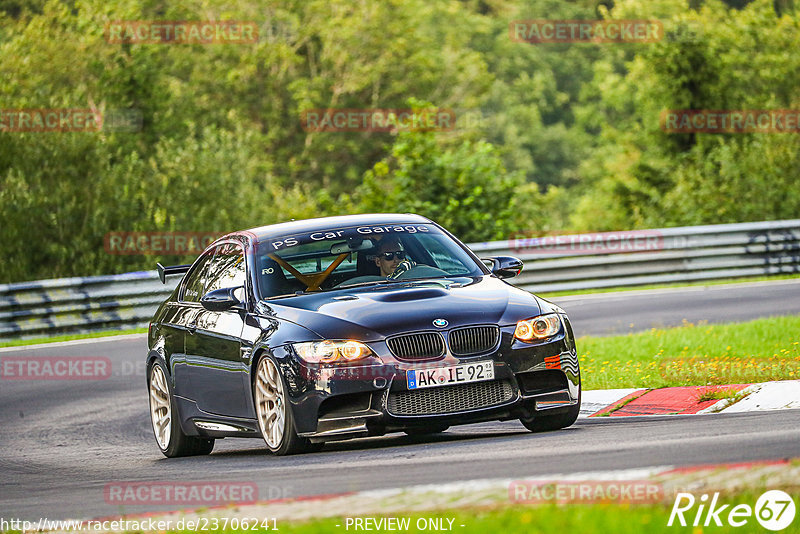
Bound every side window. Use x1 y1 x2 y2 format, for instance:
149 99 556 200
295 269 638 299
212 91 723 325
204 243 247 296
181 251 214 303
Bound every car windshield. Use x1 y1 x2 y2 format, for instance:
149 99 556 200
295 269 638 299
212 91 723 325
255 223 484 299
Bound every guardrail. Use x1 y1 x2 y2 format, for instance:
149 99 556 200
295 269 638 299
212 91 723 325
0 272 179 340
1 220 798 340
472 219 800 293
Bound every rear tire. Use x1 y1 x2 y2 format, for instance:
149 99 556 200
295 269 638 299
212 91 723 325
148 360 215 457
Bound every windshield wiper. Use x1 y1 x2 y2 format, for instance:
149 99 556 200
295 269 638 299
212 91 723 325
262 280 398 298
262 292 299 300
263 276 465 298
334 279 401 290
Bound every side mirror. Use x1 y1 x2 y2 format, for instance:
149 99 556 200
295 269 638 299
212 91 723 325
200 287 242 311
483 256 524 279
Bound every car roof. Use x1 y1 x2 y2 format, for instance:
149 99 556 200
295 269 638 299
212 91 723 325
243 213 434 242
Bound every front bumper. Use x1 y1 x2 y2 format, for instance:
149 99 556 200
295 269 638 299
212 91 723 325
277 317 580 442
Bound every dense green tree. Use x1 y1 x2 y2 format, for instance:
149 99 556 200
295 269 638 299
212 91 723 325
354 127 549 243
2 0 799 282
569 0 800 230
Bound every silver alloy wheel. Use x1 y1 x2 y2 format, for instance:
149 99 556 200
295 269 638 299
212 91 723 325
255 358 286 450
149 364 172 450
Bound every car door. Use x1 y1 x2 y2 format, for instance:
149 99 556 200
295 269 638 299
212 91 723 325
183 241 252 418
168 250 215 396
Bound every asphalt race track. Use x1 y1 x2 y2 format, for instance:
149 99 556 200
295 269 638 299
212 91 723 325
2 281 800 521
550 278 800 335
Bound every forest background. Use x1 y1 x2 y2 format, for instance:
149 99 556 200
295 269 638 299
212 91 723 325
1 0 798 282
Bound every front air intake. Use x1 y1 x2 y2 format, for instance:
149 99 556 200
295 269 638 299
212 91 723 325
387 380 515 416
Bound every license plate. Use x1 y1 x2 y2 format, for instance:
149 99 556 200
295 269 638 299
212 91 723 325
407 361 494 390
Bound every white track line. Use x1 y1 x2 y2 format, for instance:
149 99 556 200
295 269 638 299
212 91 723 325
716 380 800 413
0 333 147 353
579 388 644 418
550 278 800 303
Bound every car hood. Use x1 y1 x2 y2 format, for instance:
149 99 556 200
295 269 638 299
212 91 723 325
257 276 541 341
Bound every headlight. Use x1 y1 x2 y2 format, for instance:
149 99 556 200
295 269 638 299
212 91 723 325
514 314 561 341
293 340 375 363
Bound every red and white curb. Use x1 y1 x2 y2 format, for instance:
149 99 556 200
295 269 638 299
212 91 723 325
580 380 800 418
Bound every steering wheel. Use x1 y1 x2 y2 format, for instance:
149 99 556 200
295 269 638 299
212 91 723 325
389 262 451 280
388 259 417 280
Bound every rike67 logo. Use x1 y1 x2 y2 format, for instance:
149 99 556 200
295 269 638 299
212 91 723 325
669 490 796 531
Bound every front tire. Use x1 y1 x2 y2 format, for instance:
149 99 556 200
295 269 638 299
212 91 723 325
148 360 214 457
254 355 317 455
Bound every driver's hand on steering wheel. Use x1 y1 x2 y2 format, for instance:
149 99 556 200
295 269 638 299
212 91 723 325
388 259 417 279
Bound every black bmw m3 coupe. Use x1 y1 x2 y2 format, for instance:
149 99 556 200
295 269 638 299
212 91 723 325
147 214 580 456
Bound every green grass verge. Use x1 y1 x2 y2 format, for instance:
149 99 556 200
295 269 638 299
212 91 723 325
0 327 147 348
579 315 800 390
537 272 800 299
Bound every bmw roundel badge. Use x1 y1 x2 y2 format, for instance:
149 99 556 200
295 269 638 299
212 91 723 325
433 318 448 328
